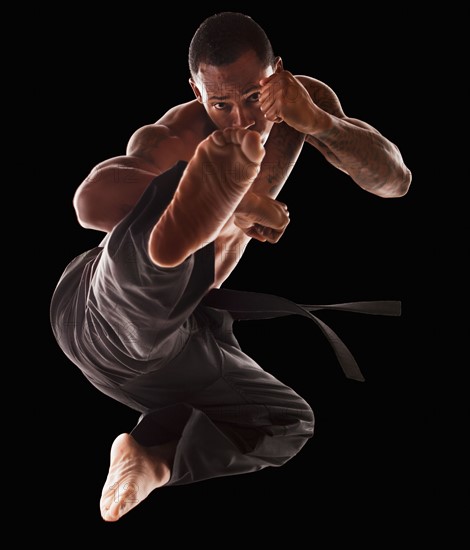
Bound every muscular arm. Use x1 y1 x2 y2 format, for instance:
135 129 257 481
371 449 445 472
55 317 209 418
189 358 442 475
210 124 306 284
250 121 306 199
304 78 411 197
228 122 304 244
73 125 185 232
260 73 412 198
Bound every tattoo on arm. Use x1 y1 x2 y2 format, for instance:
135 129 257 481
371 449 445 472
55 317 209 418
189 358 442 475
253 124 305 198
306 80 345 118
306 134 344 171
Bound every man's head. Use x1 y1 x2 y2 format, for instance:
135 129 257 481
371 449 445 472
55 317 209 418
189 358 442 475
189 12 282 143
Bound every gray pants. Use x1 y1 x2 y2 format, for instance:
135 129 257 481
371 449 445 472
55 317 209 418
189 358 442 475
50 163 314 486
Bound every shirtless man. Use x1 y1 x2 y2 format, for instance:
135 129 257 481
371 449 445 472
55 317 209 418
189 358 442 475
51 12 411 522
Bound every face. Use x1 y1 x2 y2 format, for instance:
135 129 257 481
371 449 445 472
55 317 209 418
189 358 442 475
190 50 282 144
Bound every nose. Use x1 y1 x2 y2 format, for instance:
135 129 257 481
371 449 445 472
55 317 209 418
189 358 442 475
230 107 255 129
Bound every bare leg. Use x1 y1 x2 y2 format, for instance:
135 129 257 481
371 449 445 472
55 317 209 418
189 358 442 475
100 433 176 522
148 128 265 267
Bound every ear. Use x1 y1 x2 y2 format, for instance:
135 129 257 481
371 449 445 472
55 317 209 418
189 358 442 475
273 56 283 73
189 78 203 103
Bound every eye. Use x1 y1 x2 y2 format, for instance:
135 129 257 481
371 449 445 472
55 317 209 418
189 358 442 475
213 102 228 111
247 92 261 102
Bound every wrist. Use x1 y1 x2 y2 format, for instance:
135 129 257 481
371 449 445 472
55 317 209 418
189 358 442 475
235 191 260 215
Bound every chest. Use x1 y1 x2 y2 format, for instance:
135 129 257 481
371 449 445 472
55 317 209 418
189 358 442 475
211 219 250 288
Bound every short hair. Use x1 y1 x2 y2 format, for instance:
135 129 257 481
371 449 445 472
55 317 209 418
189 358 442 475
189 12 275 78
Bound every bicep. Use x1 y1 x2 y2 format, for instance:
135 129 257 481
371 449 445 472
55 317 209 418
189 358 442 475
298 75 384 134
298 75 383 168
73 157 159 232
75 124 184 232
296 75 346 118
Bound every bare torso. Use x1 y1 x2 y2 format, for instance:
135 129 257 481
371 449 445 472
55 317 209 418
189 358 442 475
73 73 409 288
133 101 261 287
74 96 307 287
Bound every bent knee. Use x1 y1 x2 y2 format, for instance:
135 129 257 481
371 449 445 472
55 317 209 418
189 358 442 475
278 398 315 440
295 401 315 438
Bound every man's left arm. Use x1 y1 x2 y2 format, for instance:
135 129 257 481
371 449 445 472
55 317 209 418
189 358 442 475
259 71 412 198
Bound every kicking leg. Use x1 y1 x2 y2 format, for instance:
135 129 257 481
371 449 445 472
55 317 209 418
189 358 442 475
148 128 265 267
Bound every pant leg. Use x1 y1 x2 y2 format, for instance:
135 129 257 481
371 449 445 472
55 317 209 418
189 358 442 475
51 161 314 486
125 307 314 486
50 162 216 405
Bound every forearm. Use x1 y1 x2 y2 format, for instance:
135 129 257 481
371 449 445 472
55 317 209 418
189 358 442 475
231 124 301 245
307 117 412 197
250 123 305 199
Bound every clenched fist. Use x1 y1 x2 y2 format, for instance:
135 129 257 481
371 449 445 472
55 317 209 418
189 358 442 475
233 191 290 243
259 70 331 135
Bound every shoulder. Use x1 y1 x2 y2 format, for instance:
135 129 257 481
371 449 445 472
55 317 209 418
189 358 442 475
156 100 207 131
295 75 346 118
127 100 208 159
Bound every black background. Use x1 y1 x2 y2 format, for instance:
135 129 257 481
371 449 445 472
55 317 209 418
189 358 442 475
36 4 459 543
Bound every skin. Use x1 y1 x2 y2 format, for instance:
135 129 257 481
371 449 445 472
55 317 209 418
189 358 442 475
73 49 412 521
147 127 266 269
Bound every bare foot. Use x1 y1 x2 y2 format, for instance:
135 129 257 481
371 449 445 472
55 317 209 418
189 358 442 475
148 127 265 267
100 433 175 522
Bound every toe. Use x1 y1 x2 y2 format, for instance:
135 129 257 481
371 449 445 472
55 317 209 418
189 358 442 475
240 131 265 163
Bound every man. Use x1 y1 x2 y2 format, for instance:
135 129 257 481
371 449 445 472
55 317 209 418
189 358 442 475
50 12 411 522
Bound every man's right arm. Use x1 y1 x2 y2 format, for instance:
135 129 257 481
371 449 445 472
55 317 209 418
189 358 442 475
73 125 184 233
231 122 305 243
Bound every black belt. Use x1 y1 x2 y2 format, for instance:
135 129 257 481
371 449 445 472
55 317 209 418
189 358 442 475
202 288 401 382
